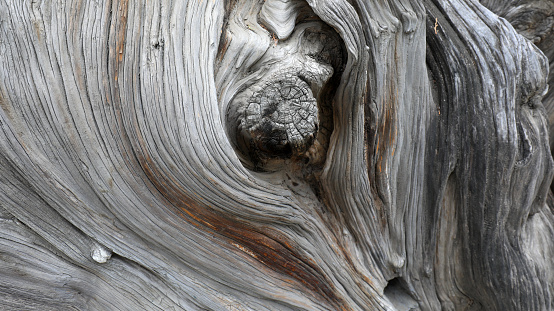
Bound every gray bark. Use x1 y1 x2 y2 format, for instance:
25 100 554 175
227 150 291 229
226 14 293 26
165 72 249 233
0 0 553 310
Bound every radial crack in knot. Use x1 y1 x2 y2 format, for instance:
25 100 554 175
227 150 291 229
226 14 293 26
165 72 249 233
240 76 319 160
222 20 346 171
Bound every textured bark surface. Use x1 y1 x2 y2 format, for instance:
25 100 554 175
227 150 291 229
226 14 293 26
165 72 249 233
1 0 553 310
481 0 554 177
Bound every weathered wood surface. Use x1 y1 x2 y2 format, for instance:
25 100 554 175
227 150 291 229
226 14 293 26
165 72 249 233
481 0 554 173
1 0 553 310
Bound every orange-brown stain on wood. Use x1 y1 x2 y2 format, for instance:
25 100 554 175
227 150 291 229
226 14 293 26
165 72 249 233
116 0 128 63
32 20 42 42
112 0 129 83
375 77 398 175
134 150 349 309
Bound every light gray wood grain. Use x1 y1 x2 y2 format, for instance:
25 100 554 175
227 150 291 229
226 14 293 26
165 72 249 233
0 0 553 310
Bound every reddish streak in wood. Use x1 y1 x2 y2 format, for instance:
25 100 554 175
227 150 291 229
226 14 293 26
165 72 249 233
136 153 347 308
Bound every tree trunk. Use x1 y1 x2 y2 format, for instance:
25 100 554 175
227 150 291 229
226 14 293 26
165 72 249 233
1 0 553 310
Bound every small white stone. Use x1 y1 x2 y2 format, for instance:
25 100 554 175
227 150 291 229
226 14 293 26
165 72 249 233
91 243 112 263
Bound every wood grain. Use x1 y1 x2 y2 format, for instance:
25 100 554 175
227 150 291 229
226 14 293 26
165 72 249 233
0 0 553 310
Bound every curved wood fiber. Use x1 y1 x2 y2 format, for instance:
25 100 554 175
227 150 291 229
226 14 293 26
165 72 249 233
0 0 553 310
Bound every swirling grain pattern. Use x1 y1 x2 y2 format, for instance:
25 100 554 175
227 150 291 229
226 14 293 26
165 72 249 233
0 0 553 310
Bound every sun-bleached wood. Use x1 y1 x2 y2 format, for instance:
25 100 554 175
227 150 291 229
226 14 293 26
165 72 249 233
1 0 553 310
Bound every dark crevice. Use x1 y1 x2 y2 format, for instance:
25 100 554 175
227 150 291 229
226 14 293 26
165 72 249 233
384 278 421 311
